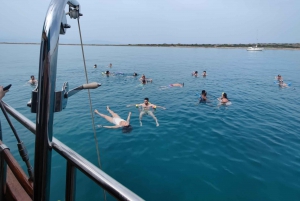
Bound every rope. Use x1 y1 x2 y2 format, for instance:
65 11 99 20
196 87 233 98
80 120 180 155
77 18 107 201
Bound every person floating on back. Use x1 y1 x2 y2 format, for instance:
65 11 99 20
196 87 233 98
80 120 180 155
94 106 132 133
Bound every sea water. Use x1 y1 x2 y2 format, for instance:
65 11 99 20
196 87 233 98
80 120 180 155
0 44 300 201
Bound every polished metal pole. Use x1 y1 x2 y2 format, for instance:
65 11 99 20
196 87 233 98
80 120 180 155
33 0 68 200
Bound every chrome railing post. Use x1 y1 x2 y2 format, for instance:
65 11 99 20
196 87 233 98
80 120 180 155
33 0 68 200
66 161 77 201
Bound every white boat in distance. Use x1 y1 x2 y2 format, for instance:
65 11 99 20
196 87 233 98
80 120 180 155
247 44 264 51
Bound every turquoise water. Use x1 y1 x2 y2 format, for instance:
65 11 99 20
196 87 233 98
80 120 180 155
0 44 300 201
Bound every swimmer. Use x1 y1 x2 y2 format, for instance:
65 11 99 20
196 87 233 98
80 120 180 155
94 64 97 68
199 90 207 103
104 70 111 76
202 71 207 76
192 71 198 77
140 74 152 83
159 83 184 89
275 74 283 81
169 83 184 87
94 106 132 133
218 92 229 104
29 75 38 85
278 80 288 88
129 98 166 127
133 72 138 76
109 63 112 68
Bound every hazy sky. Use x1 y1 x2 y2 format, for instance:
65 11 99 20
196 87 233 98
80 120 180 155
0 0 299 44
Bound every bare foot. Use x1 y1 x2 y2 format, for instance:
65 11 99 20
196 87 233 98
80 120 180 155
94 109 98 113
156 122 159 127
140 121 142 126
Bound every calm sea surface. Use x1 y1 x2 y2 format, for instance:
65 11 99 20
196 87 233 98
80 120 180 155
0 44 300 201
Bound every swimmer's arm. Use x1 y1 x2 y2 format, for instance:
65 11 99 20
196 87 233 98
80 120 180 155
126 104 141 107
153 105 166 110
126 112 131 123
102 125 120 129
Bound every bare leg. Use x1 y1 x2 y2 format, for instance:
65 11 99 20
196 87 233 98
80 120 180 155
139 111 146 126
148 111 159 127
95 109 114 124
106 106 120 118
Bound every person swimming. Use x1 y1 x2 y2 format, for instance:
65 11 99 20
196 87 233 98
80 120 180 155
218 92 229 104
133 72 138 76
202 71 207 76
199 90 207 103
192 71 198 77
169 83 184 87
94 64 97 68
29 75 38 85
94 106 132 133
135 98 166 126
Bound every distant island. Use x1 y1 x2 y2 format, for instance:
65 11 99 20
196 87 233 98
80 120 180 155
1 42 299 49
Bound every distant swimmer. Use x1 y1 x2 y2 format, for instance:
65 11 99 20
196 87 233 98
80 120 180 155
218 92 229 104
109 63 112 68
192 71 198 77
170 83 184 87
133 72 138 76
29 75 37 85
275 74 283 81
159 83 184 89
94 64 97 68
199 90 207 103
140 74 152 83
202 71 207 76
278 80 289 88
104 70 111 76
94 106 132 133
128 98 166 127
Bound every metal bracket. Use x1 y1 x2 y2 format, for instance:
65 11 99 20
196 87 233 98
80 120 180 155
0 144 10 152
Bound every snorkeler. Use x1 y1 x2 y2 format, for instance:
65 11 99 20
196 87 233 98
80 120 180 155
192 71 198 77
29 75 38 85
94 106 132 133
218 92 229 104
128 98 166 127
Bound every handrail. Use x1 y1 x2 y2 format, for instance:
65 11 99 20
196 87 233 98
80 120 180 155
0 140 33 199
2 101 144 201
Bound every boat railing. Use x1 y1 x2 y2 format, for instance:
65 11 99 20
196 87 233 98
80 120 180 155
1 101 144 201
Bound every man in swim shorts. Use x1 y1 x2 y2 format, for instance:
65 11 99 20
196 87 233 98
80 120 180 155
95 106 132 131
136 98 166 127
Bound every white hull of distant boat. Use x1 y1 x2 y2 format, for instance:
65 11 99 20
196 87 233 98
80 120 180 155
247 45 264 51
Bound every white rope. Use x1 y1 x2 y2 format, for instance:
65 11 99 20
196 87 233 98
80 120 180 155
77 18 107 201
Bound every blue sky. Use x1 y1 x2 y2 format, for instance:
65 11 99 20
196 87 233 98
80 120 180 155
0 0 299 44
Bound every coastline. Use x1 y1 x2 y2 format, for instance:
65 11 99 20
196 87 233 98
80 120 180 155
1 42 299 50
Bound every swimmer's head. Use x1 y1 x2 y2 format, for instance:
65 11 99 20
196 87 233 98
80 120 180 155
195 71 198 74
31 75 35 80
144 98 149 105
223 92 227 98
122 125 133 133
202 90 206 94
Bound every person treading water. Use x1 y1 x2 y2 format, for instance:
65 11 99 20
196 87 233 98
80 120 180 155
128 98 166 127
